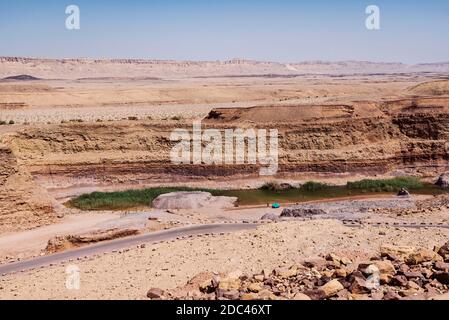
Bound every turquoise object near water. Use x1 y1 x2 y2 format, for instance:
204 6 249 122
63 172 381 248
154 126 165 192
272 203 281 209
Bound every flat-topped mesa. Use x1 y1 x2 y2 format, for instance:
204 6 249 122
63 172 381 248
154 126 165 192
1 57 449 79
203 102 383 124
205 97 449 124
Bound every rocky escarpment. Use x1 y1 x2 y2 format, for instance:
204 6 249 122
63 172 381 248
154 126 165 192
0 143 55 233
3 97 449 191
1 57 449 79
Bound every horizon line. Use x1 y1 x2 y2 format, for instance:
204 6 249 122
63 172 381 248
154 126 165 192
1 56 449 66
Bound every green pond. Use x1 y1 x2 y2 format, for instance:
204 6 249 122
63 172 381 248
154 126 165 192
215 184 447 206
68 180 449 211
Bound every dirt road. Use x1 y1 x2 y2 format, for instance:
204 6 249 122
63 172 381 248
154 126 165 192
0 223 258 276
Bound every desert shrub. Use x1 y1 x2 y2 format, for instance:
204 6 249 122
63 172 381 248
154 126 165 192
260 182 282 191
8 120 14 125
128 116 138 121
171 116 182 121
0 120 6 125
301 181 330 192
347 177 422 192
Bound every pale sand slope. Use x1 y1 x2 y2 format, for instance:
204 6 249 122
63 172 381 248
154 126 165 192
1 219 449 300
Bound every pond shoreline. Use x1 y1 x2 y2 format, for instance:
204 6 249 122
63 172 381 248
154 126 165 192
66 177 448 211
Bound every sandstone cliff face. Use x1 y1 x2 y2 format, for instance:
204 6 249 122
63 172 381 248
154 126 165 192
0 143 55 234
3 97 449 190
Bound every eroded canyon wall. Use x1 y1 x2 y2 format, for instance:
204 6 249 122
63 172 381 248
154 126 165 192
4 97 449 189
0 143 55 233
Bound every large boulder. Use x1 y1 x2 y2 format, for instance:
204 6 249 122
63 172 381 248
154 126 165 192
260 213 280 221
147 288 165 299
152 192 237 210
436 173 449 188
397 188 411 197
437 241 449 261
380 244 443 264
319 279 344 298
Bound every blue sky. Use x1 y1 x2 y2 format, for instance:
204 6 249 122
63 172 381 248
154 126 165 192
0 0 448 63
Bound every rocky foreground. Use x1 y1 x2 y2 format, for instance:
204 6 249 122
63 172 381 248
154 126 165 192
148 241 449 300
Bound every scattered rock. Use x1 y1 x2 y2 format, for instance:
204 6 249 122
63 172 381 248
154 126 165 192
380 244 416 261
397 188 411 197
199 279 215 294
320 279 344 298
221 290 240 300
274 266 298 279
218 278 241 291
435 261 449 271
303 257 327 270
350 293 371 300
147 288 165 299
390 275 408 287
292 293 312 300
241 293 258 300
437 241 449 261
151 240 449 300
334 269 348 278
431 271 449 285
379 273 392 285
302 289 326 300
280 208 327 218
384 289 401 300
406 249 443 265
435 173 449 189
349 277 371 294
260 213 279 221
247 282 263 293
374 260 396 275
403 271 424 280
429 292 449 300
253 274 264 282
381 245 443 264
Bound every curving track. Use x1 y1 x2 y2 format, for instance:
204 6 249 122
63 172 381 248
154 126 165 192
2 219 448 277
0 223 258 276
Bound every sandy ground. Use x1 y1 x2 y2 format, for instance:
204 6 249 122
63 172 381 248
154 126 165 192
1 219 449 299
0 213 118 260
0 74 436 125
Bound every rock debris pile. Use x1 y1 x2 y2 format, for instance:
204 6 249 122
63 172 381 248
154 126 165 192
148 241 449 300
